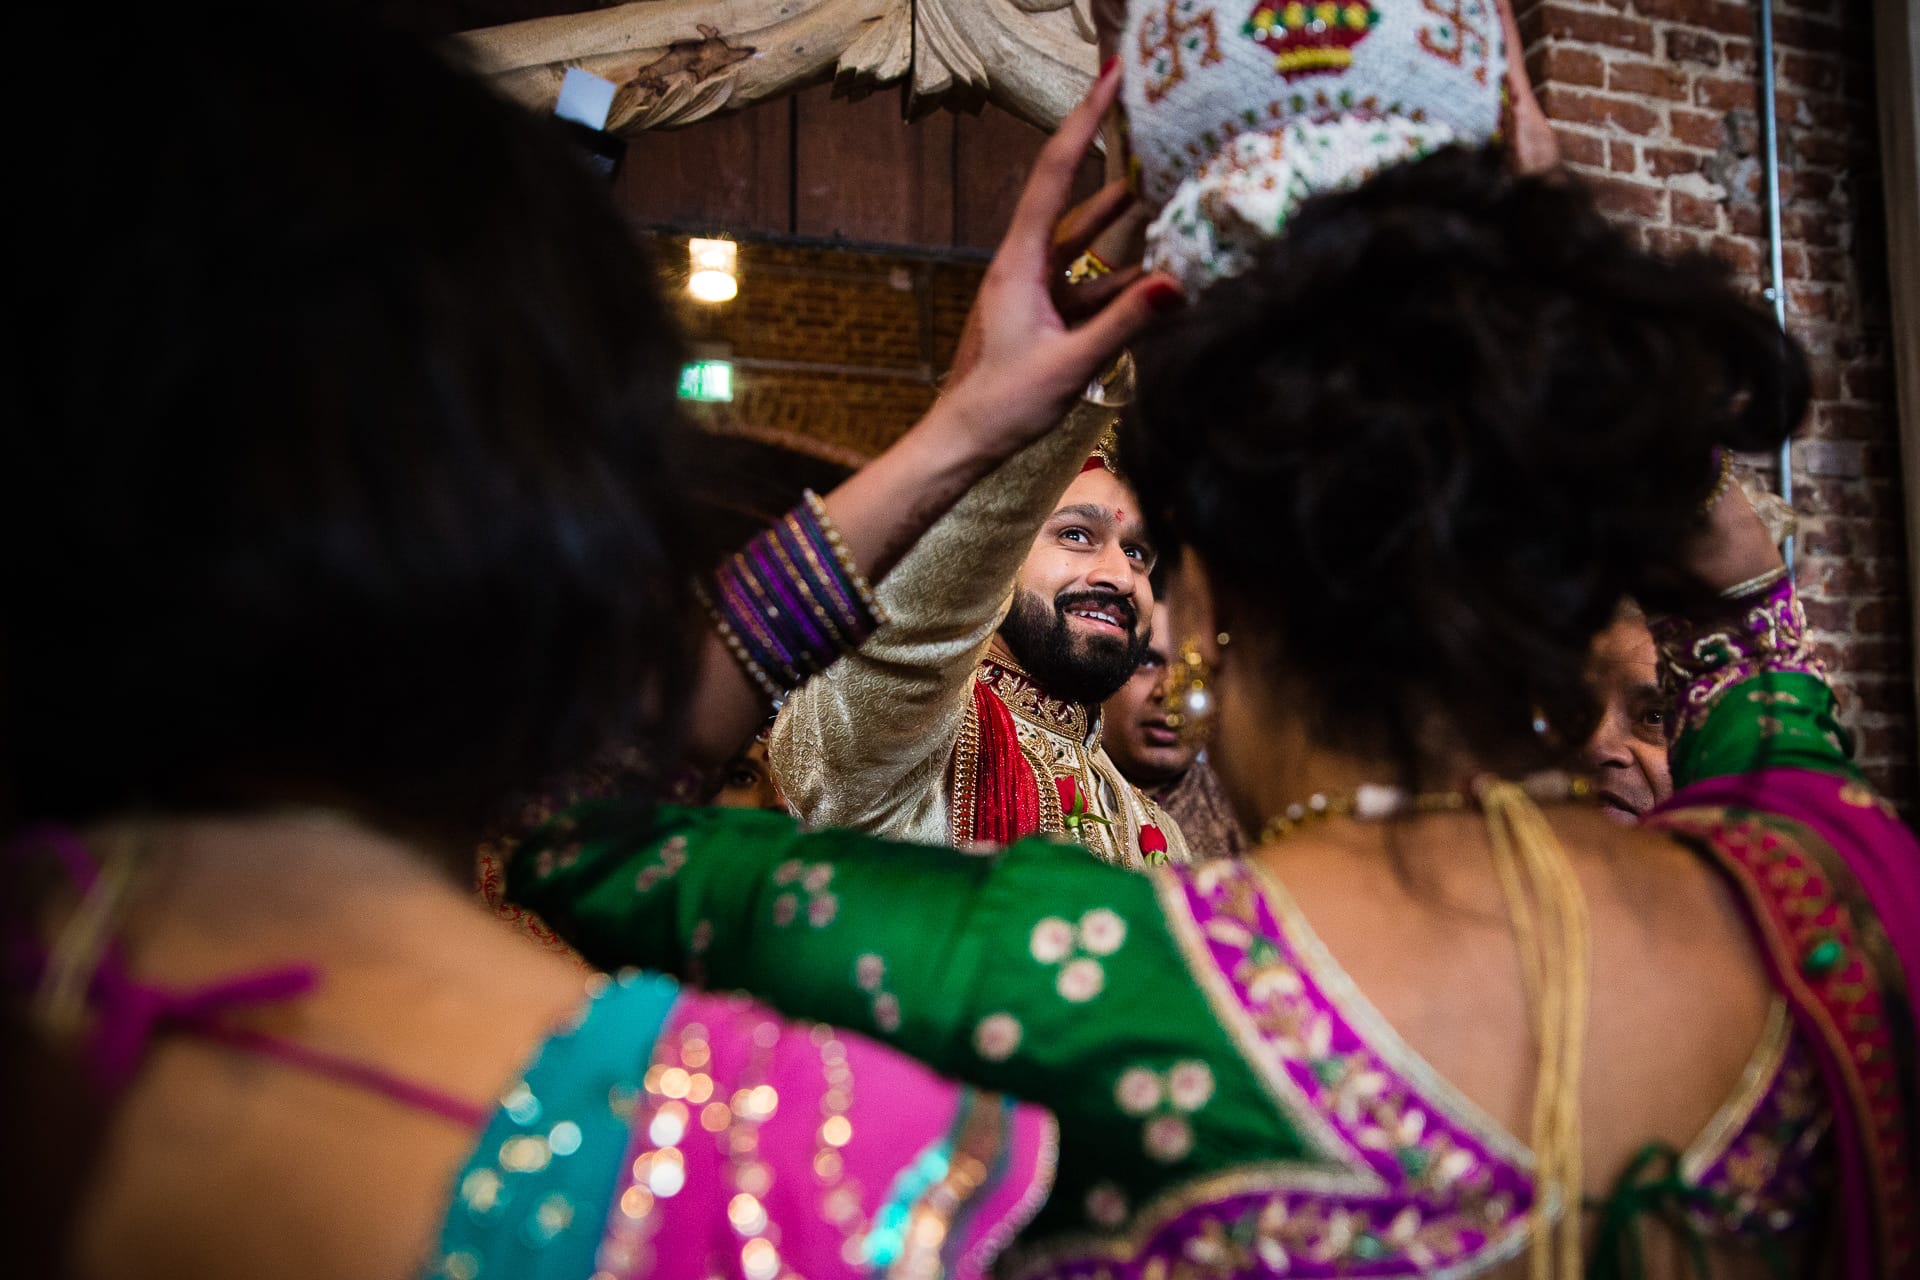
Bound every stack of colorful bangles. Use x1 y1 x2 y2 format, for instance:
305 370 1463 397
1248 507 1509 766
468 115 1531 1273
697 491 887 703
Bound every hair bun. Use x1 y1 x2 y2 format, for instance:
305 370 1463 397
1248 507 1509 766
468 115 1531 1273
1124 147 1807 772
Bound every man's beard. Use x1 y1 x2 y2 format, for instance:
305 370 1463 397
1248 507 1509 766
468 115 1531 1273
999 588 1148 706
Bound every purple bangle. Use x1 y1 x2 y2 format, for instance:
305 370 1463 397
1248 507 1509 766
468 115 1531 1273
716 556 788 663
769 518 853 652
788 513 865 637
748 540 831 658
701 492 883 702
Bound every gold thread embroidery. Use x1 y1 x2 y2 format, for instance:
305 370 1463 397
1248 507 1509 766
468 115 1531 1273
1019 728 1070 839
1677 999 1793 1183
1147 867 1385 1178
981 655 1091 741
999 1158 1529 1280
950 692 984 848
1250 864 1538 1169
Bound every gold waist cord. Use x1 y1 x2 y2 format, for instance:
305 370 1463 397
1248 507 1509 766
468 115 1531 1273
1480 780 1592 1280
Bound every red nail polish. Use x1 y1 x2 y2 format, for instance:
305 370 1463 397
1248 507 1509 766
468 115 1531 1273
1146 281 1184 312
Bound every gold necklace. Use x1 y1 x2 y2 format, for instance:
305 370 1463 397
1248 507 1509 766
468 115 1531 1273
1262 770 1597 1280
1258 771 1593 843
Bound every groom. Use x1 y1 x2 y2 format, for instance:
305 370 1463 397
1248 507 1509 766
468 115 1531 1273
769 405 1191 866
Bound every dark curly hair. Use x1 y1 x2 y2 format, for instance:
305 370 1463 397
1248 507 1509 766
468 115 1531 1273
1122 147 1807 780
2 9 703 840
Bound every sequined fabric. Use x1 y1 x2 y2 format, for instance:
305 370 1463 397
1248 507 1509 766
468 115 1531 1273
431 972 678 1280
597 991 1055 1280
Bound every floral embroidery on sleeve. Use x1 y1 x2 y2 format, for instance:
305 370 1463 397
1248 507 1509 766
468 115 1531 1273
770 859 838 928
974 1013 1025 1062
852 951 901 1032
1030 908 1130 1004
632 835 687 894
1115 1061 1215 1164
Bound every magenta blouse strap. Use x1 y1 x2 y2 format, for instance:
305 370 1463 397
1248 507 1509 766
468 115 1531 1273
6 824 489 1129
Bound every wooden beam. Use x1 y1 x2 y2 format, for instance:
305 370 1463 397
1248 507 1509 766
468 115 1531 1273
459 0 1098 135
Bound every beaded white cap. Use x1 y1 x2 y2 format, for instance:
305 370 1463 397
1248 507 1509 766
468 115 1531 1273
1120 0 1509 290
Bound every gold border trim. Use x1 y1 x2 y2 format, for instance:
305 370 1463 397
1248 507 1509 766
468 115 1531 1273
999 1157 1533 1280
1677 998 1793 1183
1147 866 1384 1181
960 1110 1060 1278
1248 862 1538 1170
981 653 1091 741
950 690 983 847
1001 1161 1395 1280
1021 728 1069 838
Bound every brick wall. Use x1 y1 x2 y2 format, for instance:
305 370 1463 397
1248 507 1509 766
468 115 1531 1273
644 235 981 461
1515 0 1917 807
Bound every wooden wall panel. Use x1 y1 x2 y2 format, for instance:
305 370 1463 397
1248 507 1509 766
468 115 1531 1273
793 84 954 245
952 107 1042 252
609 93 1099 252
614 99 792 234
951 108 1107 251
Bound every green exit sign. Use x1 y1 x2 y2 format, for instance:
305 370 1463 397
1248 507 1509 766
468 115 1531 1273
679 360 734 402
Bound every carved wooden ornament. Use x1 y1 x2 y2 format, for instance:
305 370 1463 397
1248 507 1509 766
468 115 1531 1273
461 0 1098 135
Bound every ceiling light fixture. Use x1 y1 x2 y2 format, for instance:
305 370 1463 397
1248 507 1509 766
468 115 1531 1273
687 237 738 303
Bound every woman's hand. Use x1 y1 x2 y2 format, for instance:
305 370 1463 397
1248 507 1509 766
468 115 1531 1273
1689 465 1788 593
937 59 1181 453
1497 0 1558 174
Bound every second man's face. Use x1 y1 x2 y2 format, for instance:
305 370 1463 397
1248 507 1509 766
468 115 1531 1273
1583 614 1673 822
1101 603 1197 789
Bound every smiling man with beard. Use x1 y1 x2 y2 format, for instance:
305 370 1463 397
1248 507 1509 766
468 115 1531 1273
768 413 1192 867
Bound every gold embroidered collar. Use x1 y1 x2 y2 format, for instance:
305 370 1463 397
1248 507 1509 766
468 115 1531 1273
977 644 1094 743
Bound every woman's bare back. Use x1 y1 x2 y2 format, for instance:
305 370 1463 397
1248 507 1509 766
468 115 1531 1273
55 818 590 1280
1257 807 1799 1276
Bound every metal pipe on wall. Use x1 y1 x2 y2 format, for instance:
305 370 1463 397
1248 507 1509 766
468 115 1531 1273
1758 0 1796 573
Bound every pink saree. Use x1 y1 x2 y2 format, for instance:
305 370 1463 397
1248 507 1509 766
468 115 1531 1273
596 989 1056 1280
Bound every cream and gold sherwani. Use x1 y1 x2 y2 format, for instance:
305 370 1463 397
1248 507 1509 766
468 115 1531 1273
769 403 1191 868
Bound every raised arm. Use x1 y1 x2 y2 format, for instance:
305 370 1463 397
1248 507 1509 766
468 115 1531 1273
684 62 1180 772
505 802 1222 1117
1651 468 1860 790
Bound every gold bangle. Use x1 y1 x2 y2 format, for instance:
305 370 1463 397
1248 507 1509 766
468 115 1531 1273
1718 565 1789 602
694 581 784 701
801 491 889 626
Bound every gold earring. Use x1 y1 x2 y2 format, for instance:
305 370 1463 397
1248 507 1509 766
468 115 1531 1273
1162 638 1217 746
